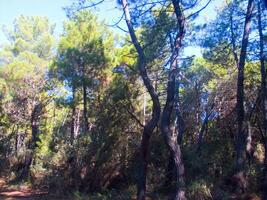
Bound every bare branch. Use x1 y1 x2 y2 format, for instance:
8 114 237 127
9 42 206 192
186 0 212 20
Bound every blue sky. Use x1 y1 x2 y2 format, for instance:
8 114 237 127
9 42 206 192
0 0 123 43
0 0 220 56
0 0 68 42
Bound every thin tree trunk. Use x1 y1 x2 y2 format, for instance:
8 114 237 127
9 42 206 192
143 92 146 125
175 81 185 145
245 121 253 166
197 104 214 153
230 11 239 66
235 0 254 193
257 1 267 199
71 86 76 145
121 1 161 199
83 82 89 133
197 113 209 153
74 108 81 138
14 125 18 154
31 104 42 149
194 82 201 141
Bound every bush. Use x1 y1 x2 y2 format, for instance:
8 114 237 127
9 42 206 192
187 179 212 200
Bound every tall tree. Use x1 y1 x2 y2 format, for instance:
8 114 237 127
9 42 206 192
53 11 111 137
257 1 267 198
121 1 161 199
235 0 254 192
0 16 55 179
160 0 186 199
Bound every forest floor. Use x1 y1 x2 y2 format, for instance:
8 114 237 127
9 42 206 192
0 178 60 200
0 177 135 200
0 177 262 200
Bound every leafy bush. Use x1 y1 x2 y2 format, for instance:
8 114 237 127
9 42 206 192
187 180 212 200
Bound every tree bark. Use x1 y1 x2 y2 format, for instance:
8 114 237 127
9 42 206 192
160 1 186 199
121 1 161 199
175 81 185 145
235 0 254 193
194 82 201 141
74 108 81 138
18 103 42 180
165 79 185 187
245 121 253 166
230 10 239 66
257 1 267 199
196 103 214 153
83 82 89 133
71 85 76 145
31 103 42 149
161 68 186 200
197 112 209 153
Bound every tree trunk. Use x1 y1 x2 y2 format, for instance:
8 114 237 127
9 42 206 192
194 82 201 141
166 79 185 186
121 1 161 199
197 113 209 153
161 1 186 199
230 11 239 66
71 86 76 145
31 104 42 149
19 103 42 180
235 0 254 193
74 108 81 138
83 82 89 133
166 80 185 186
175 81 185 145
257 1 267 199
136 130 150 200
31 122 38 149
165 153 175 188
161 69 186 200
197 104 214 153
245 121 253 166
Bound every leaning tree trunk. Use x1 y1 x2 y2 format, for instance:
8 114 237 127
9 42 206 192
257 2 267 199
161 1 186 199
121 1 161 199
234 0 254 193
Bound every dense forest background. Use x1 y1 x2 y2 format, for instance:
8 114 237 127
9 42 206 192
0 0 266 199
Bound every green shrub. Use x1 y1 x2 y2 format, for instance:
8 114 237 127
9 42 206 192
187 180 212 200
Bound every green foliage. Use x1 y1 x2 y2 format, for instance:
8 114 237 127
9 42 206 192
0 1 265 199
4 15 55 60
141 8 175 63
52 10 114 88
187 179 212 200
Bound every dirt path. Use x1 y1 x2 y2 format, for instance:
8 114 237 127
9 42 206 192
0 178 50 200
